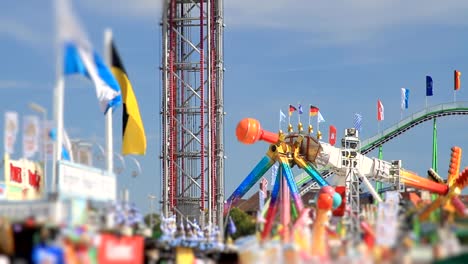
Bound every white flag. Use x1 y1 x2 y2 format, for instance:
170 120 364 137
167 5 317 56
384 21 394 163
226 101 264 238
401 88 409 110
4 111 19 155
57 0 122 113
317 111 325 123
279 110 286 123
23 115 40 158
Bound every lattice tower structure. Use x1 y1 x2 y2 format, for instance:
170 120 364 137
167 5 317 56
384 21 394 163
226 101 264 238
341 129 362 244
160 0 225 229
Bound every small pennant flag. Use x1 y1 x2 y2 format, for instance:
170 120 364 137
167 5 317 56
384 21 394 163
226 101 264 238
329 125 337 146
354 113 362 132
280 110 286 123
227 216 237 235
455 70 461 91
426 76 433 96
317 111 325 123
298 104 303 114
289 104 297 116
377 99 384 121
309 105 319 116
401 88 410 109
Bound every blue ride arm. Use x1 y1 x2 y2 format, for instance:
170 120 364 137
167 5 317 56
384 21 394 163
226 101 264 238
224 155 275 213
302 162 329 187
279 158 304 212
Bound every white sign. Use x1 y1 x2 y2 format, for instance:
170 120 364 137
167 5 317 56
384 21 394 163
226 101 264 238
375 191 400 247
4 155 44 201
58 161 116 201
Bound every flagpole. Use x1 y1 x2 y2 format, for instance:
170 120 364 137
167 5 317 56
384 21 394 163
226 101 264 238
279 110 281 131
104 28 114 174
53 77 64 194
297 103 301 124
52 16 65 195
316 115 319 135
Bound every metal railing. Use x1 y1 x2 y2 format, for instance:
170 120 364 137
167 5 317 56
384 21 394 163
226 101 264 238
299 101 468 195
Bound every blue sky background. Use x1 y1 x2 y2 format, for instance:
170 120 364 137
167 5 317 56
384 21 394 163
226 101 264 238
2 0 468 213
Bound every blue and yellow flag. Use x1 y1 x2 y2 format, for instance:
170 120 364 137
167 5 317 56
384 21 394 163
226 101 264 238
109 38 147 155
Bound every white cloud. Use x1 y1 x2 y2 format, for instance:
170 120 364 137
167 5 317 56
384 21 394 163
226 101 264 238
81 0 164 20
225 0 468 44
0 19 47 46
0 80 55 91
0 80 31 89
78 0 468 45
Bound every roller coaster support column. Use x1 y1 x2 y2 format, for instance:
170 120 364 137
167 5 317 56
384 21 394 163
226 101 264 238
375 145 384 204
432 118 438 173
430 118 440 225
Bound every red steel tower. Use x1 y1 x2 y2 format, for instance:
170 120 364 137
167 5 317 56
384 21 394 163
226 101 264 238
160 0 225 228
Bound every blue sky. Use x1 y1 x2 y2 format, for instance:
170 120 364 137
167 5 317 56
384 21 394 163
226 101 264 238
2 0 468 213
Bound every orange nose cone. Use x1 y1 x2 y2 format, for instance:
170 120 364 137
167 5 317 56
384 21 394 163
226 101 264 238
236 118 261 144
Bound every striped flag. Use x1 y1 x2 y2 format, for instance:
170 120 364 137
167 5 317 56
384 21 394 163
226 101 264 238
289 104 297 116
377 100 384 121
354 113 363 132
58 0 122 113
309 105 319 116
109 34 147 155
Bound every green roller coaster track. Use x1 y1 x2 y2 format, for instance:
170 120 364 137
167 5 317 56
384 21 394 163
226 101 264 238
298 101 468 195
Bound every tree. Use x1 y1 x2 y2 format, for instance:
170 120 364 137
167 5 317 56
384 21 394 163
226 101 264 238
144 213 162 239
228 207 256 240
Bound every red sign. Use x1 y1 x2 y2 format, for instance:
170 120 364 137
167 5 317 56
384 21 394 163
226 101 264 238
28 170 41 190
332 186 346 217
10 163 22 183
98 234 144 264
